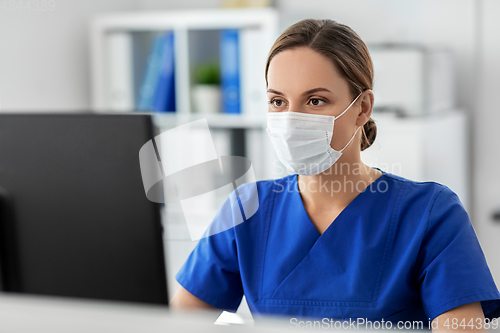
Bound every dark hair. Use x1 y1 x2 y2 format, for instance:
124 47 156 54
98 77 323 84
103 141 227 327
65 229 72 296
265 19 376 151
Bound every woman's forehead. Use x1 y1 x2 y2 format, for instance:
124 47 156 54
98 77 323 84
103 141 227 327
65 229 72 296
267 47 348 96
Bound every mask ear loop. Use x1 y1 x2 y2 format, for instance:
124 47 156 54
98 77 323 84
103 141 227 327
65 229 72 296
335 92 363 120
339 125 363 153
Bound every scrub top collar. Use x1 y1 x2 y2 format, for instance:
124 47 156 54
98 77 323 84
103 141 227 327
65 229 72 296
292 167 387 238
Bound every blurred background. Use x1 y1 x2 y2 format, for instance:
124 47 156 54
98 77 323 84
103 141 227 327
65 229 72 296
0 0 499 324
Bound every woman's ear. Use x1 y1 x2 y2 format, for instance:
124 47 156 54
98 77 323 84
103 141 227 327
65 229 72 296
356 89 374 126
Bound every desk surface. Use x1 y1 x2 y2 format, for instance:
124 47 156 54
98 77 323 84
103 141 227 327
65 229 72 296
0 292 437 332
0 293 295 333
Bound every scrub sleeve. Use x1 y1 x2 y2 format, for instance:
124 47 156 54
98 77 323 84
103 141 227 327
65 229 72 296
175 190 244 312
415 185 500 320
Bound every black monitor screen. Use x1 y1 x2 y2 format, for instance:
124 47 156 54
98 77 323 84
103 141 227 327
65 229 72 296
0 113 168 305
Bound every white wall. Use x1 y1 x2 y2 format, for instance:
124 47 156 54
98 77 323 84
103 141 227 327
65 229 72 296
0 0 139 111
137 0 220 10
474 0 500 285
276 0 477 115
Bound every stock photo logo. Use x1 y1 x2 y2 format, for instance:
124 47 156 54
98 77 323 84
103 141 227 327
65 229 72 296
139 119 259 241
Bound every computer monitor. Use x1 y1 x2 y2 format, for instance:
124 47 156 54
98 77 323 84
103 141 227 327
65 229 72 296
0 113 168 305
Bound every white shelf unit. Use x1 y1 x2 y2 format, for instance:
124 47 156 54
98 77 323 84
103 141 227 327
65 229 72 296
89 8 279 117
152 112 266 129
89 7 282 182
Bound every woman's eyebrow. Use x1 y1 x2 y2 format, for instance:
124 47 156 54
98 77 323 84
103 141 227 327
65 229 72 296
266 89 284 96
266 88 333 96
301 87 332 96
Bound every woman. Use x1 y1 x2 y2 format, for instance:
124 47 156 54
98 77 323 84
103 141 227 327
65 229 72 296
171 19 500 329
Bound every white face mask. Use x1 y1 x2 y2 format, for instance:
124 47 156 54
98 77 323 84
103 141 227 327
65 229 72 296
266 93 362 176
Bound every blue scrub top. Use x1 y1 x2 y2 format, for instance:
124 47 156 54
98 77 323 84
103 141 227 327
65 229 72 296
175 168 500 323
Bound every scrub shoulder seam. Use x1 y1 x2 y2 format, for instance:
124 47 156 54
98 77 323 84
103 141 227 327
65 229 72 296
382 172 450 189
424 187 446 235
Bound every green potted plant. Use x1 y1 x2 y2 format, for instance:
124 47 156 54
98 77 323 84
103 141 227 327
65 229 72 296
191 61 221 114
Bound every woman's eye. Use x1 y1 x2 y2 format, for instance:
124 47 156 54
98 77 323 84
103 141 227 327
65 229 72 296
269 99 286 108
309 98 325 106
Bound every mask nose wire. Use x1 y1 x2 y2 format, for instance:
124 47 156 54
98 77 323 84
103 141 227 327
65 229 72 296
335 92 363 120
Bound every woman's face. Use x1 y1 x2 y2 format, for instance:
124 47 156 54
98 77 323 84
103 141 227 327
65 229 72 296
266 46 362 152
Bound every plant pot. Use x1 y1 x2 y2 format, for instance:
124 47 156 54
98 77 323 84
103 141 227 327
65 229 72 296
191 84 221 114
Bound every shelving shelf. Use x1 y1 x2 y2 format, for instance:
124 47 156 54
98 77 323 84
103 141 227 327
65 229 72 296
90 8 279 122
152 112 266 129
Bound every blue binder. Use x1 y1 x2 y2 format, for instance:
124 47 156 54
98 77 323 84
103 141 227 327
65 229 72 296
153 32 176 112
220 29 240 114
137 35 163 111
137 32 176 112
